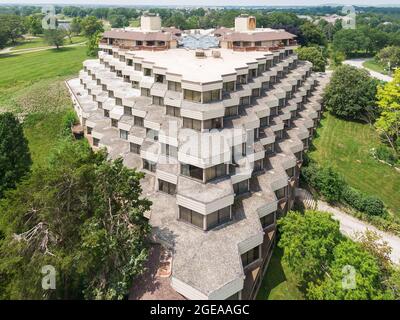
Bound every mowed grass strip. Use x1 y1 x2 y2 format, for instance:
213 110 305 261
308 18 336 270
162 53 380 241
309 113 400 216
0 46 88 166
0 46 88 97
10 35 87 51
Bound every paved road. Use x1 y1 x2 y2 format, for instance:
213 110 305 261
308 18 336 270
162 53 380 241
344 58 393 82
318 201 400 264
296 188 400 264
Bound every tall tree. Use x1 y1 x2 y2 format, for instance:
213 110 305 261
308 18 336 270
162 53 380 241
278 210 343 286
0 113 31 198
297 46 327 72
81 16 104 38
0 140 151 299
375 69 400 150
323 65 379 122
43 28 65 49
307 240 389 300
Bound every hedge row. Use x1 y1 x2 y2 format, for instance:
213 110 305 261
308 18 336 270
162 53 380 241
301 162 386 216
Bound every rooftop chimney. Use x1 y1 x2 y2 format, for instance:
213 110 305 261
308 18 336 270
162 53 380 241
234 15 257 32
140 13 161 32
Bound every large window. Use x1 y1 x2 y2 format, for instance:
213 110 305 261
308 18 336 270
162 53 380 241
237 74 247 84
233 180 249 195
203 90 220 103
181 164 203 181
286 167 295 179
225 106 238 117
134 116 144 127
144 68 152 76
159 180 176 195
241 246 260 268
153 96 164 106
248 69 257 79
130 143 140 154
253 159 264 172
124 106 132 116
239 96 250 106
93 138 100 147
119 129 128 140
143 159 156 172
260 116 269 128
203 118 222 130
252 88 260 97
182 117 201 131
104 109 110 118
206 206 231 230
166 105 181 117
265 143 275 155
141 88 150 97
260 212 275 229
184 89 201 102
111 119 118 127
179 206 204 229
155 74 165 83
275 186 286 200
258 63 266 74
223 81 235 92
163 144 178 158
168 81 182 92
204 164 226 182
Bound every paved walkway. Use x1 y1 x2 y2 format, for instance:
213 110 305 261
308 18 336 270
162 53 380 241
344 58 393 82
296 188 400 264
0 41 87 56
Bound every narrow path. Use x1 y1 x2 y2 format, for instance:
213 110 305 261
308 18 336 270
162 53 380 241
343 58 393 82
0 41 87 56
296 188 400 264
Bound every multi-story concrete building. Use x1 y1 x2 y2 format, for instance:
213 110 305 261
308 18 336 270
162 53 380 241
66 13 329 300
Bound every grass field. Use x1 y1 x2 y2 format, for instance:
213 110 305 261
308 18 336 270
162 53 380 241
363 59 389 75
309 113 400 216
0 46 88 166
256 247 304 300
10 35 86 51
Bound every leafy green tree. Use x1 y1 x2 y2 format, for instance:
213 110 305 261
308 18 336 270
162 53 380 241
332 29 368 56
377 46 400 71
278 210 343 286
375 69 400 150
0 113 31 199
323 65 379 122
70 17 82 35
297 46 327 72
43 28 65 49
81 16 104 38
0 14 26 44
300 21 326 46
307 240 389 300
87 30 102 57
109 15 129 28
26 14 43 35
0 140 150 299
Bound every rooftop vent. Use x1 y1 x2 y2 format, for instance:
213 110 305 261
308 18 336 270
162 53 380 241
195 50 206 58
212 50 221 58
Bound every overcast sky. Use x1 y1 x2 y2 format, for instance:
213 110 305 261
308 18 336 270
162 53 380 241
1 0 399 7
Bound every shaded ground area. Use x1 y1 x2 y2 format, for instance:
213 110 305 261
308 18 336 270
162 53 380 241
129 244 185 300
256 247 304 300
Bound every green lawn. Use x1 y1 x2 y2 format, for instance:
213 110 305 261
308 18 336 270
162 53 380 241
0 46 88 166
363 59 389 75
309 113 400 216
10 35 86 51
256 247 304 300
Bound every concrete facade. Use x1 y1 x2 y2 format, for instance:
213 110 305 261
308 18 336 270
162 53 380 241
66 15 329 300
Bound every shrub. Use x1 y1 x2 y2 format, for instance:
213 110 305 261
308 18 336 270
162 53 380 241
61 110 78 136
342 186 385 216
374 145 399 165
363 196 385 216
301 163 345 203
